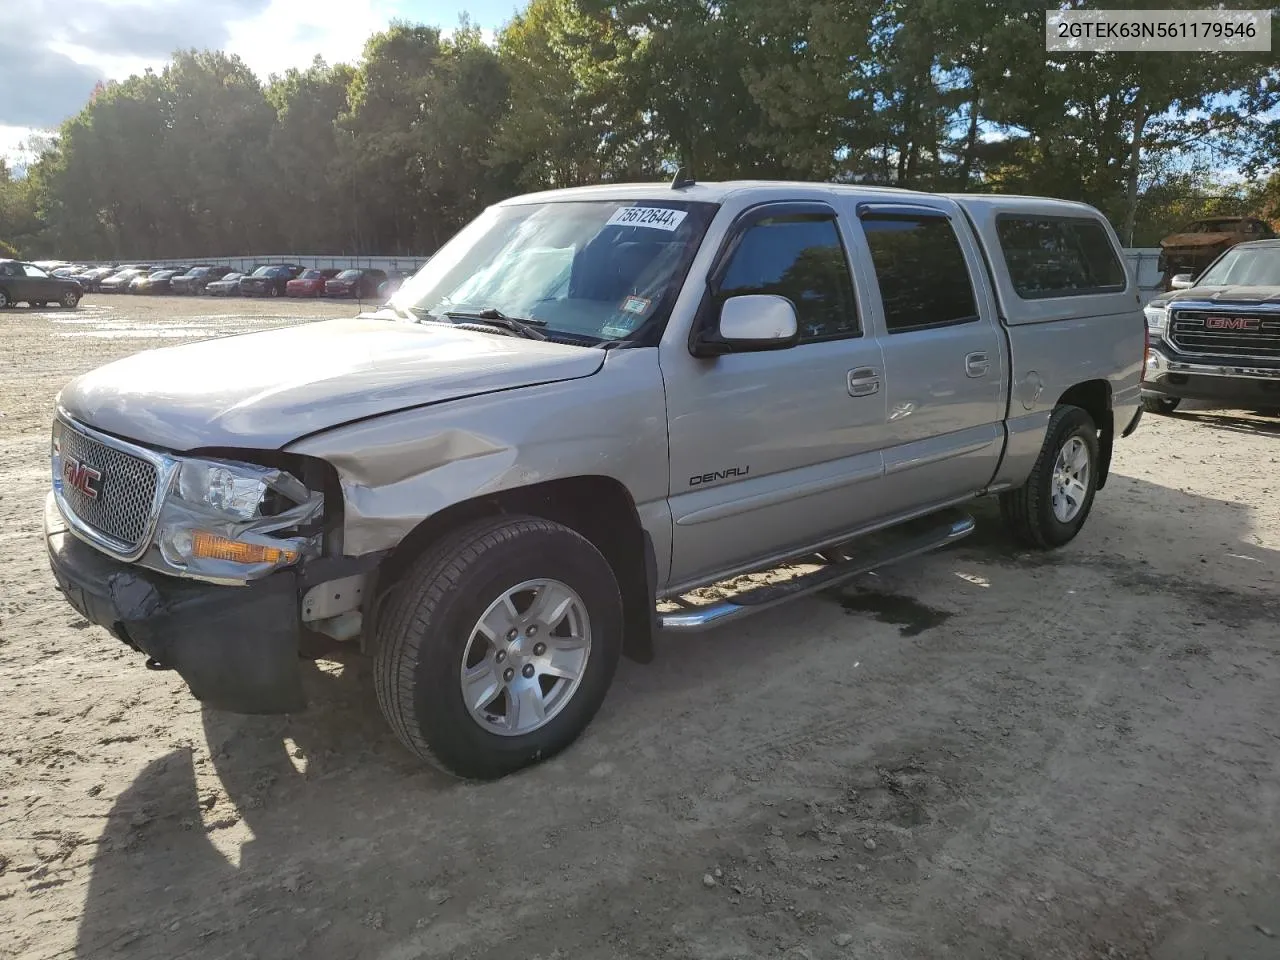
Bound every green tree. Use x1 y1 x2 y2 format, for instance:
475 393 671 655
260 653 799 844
267 57 357 252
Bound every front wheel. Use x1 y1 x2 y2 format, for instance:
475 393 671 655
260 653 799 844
0 289 10 309
374 516 623 780
999 405 1100 549
61 290 80 309
1142 396 1180 415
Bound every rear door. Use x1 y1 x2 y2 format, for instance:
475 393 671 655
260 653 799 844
662 200 889 587
0 261 24 301
843 202 1006 516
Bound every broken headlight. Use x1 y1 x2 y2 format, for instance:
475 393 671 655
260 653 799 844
154 456 324 581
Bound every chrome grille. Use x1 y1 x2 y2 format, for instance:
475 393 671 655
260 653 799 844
53 420 159 551
1169 309 1280 361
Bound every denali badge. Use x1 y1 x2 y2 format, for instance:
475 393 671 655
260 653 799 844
1205 316 1260 331
63 457 103 500
689 466 750 486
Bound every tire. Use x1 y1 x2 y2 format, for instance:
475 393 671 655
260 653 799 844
0 288 10 309
1142 396 1180 415
61 290 80 309
268 286 279 298
374 515 623 780
999 404 1100 550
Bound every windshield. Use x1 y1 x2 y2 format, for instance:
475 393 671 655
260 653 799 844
336 270 361 280
221 273 244 281
298 269 321 280
391 199 718 342
251 266 274 277
1197 246 1280 287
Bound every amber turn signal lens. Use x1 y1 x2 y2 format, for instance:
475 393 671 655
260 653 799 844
190 530 298 566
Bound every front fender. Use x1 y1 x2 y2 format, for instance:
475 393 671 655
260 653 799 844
285 349 673 564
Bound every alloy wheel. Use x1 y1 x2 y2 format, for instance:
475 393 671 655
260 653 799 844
459 578 593 737
1051 436 1091 523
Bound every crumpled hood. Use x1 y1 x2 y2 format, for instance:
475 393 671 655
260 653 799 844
57 315 606 451
1165 285 1280 305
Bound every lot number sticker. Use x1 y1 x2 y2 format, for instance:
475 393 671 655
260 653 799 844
606 206 688 232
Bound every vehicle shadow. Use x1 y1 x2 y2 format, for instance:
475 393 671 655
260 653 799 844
1166 409 1280 438
72 471 1280 959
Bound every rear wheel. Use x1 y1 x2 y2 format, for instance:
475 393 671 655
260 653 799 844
1142 396 1180 415
374 516 623 780
268 286 279 297
0 289 10 309
1000 405 1099 549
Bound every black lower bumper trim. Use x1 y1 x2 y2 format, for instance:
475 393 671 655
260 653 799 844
1143 375 1280 407
46 495 306 714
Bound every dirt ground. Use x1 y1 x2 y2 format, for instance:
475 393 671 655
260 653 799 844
2 294 1279 960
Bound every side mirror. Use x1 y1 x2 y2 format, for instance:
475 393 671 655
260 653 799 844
1169 273 1195 290
692 294 799 356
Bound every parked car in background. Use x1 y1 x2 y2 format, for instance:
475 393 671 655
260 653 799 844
171 266 232 296
206 271 247 297
74 266 118 293
376 271 409 299
325 268 387 299
99 267 152 293
131 268 190 295
129 267 188 294
239 264 303 297
286 268 341 297
1158 216 1275 290
51 265 89 280
0 259 82 309
1143 238 1280 415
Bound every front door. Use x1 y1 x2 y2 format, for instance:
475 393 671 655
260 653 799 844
845 204 1007 516
661 201 889 589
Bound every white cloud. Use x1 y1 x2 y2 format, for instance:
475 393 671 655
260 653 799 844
224 0 401 78
0 126 40 172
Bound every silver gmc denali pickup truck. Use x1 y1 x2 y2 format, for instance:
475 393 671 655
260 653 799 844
45 180 1145 779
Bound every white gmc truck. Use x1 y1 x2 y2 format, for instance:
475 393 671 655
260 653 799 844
46 180 1145 779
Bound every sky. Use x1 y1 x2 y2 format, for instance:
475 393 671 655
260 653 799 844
0 0 518 168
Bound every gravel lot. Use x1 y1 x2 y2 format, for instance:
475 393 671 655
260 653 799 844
2 295 1280 960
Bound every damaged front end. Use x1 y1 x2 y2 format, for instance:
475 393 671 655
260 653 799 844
46 414 374 714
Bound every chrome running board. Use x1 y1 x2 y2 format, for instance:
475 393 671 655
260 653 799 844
658 511 975 633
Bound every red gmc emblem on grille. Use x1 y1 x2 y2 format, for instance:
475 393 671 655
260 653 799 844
63 457 103 500
1205 316 1260 331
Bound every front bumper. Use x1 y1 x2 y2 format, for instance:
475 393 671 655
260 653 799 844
1143 346 1280 406
45 492 306 713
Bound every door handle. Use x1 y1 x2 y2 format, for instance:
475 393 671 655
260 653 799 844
847 367 880 397
965 352 991 378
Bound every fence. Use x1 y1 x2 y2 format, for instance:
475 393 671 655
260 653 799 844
59 247 1169 301
1124 247 1163 303
66 254 430 276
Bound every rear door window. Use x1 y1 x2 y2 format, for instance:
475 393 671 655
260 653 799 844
995 215 1127 299
861 215 979 332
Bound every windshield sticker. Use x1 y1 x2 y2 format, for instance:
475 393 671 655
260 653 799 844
601 314 643 339
621 295 651 315
606 206 688 232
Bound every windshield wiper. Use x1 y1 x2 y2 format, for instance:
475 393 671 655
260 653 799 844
383 302 416 320
443 308 548 341
383 302 437 323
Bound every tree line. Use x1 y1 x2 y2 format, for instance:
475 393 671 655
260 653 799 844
1 0 1278 261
